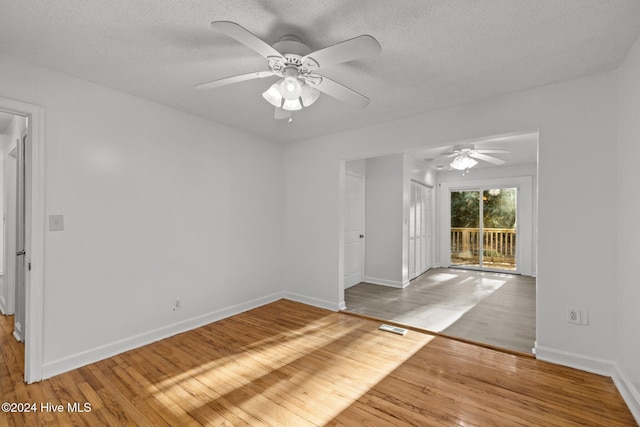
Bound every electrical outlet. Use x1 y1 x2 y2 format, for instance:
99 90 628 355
172 298 182 312
567 307 580 324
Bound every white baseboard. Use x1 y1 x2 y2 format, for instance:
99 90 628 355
364 276 409 288
612 364 640 424
0 296 6 315
282 292 341 311
13 321 23 342
41 292 285 380
535 345 614 376
535 345 639 424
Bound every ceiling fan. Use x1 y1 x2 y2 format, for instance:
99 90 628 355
434 143 509 173
195 21 381 121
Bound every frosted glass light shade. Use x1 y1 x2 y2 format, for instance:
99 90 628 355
282 98 303 111
279 76 302 100
262 82 283 107
450 155 478 170
300 85 320 107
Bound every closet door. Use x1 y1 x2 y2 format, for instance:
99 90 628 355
408 184 417 279
409 182 431 280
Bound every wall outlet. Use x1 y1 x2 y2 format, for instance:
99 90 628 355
568 307 589 325
567 307 580 324
172 298 182 312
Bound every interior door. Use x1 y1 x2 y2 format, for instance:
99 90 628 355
14 133 26 342
344 173 365 288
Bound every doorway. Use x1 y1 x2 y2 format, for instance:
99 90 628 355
344 172 365 288
450 187 518 272
1 122 27 344
0 96 45 384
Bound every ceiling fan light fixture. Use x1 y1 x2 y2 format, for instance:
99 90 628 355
262 82 283 107
282 98 303 111
450 155 478 171
300 85 320 107
279 75 303 100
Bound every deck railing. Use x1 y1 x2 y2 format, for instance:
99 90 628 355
451 227 516 267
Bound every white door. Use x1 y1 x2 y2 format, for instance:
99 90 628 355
409 182 432 280
14 133 26 341
425 187 433 269
344 173 365 288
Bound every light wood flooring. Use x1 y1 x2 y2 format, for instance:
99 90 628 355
1 299 636 426
344 268 536 354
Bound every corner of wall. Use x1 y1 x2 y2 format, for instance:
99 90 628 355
612 365 640 425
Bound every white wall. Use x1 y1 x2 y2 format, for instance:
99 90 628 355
345 159 366 176
363 154 406 287
616 34 640 418
0 52 284 376
283 70 619 367
406 156 437 187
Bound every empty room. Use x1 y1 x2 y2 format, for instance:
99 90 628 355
1 1 640 425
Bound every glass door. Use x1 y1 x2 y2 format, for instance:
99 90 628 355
451 187 517 271
450 190 480 267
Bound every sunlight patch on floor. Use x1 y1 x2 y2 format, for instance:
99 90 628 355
147 319 435 425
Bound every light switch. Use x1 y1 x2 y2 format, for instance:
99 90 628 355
49 215 64 231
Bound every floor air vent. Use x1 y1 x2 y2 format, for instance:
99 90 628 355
378 324 408 336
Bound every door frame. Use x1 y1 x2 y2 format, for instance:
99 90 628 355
439 176 534 276
1 96 45 383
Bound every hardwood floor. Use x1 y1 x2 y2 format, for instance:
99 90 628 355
1 299 636 426
344 267 536 354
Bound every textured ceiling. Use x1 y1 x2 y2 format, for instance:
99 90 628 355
1 1 639 144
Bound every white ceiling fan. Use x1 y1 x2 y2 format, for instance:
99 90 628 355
195 21 381 121
434 143 509 173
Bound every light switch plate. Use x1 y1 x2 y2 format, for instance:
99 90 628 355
49 215 64 231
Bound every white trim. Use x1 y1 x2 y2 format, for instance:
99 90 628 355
363 276 410 288
0 96 45 384
282 291 341 311
536 345 639 424
612 364 640 424
0 295 6 314
535 345 614 376
42 292 285 380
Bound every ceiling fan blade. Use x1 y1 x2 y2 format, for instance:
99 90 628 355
312 75 369 109
301 35 381 69
470 153 506 165
195 71 275 90
476 149 510 154
211 21 283 59
274 107 290 120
